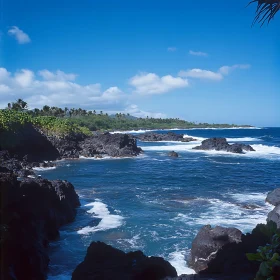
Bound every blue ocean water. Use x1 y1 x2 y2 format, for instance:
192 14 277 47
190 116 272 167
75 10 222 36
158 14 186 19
39 128 280 279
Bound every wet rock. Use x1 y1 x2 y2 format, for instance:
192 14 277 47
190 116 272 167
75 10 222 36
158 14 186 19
0 123 60 161
189 223 274 277
189 225 242 272
137 132 197 142
267 205 280 228
0 172 80 280
72 241 177 280
80 133 142 157
193 138 255 154
266 188 280 206
168 151 179 157
94 154 103 159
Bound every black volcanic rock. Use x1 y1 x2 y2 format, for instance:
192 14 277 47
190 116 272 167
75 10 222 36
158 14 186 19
72 242 177 280
192 138 255 154
137 132 196 142
189 225 242 272
267 205 280 228
79 133 142 157
0 172 80 280
189 223 274 278
1 124 142 163
168 151 179 157
266 188 280 206
266 189 280 229
0 123 60 162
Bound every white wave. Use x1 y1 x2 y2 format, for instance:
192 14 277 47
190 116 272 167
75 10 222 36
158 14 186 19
174 197 272 232
77 201 124 234
111 129 156 134
183 133 205 142
111 127 262 134
142 142 280 160
168 251 196 275
183 135 260 143
227 137 261 142
33 166 56 171
141 143 197 152
79 155 136 160
229 192 268 203
185 127 262 130
248 144 280 158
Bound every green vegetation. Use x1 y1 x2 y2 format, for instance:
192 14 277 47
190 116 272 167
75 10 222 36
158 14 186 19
247 222 280 280
1 99 250 132
0 109 91 137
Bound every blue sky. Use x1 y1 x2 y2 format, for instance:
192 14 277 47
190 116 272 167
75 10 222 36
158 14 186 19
0 0 279 126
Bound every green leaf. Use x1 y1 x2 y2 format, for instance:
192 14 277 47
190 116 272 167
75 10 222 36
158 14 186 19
247 253 263 261
259 262 272 277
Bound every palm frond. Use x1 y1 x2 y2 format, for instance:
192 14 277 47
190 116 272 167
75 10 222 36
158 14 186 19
248 0 280 25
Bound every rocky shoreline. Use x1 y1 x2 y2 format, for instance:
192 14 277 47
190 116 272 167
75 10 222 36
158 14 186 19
136 132 197 142
192 138 255 154
0 170 80 280
71 192 279 280
0 129 277 280
0 126 143 279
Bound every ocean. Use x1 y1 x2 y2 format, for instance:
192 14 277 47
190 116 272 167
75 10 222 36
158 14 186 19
39 127 280 279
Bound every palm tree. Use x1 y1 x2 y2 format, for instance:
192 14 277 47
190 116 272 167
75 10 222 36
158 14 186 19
249 0 280 25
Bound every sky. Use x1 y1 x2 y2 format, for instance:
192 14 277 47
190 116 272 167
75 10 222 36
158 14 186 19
0 0 279 126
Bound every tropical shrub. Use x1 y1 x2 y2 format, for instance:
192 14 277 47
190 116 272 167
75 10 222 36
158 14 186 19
247 222 280 280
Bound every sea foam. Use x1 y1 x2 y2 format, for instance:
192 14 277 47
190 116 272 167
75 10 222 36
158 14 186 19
33 166 56 171
168 250 196 275
174 193 273 233
77 201 124 234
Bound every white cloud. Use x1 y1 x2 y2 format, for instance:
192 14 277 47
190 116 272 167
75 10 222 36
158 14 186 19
129 72 188 95
219 64 251 75
167 47 177 52
189 50 208 57
107 104 166 119
38 70 77 81
124 104 166 118
15 69 34 87
179 64 251 81
8 26 31 44
179 69 223 81
0 67 125 109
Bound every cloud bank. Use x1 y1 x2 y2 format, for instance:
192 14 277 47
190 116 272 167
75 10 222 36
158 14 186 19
129 73 188 95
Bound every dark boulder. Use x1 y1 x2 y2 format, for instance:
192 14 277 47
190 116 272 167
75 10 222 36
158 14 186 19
0 123 60 161
189 225 242 272
189 223 274 278
46 133 85 159
266 188 280 206
72 241 177 280
137 132 197 142
267 205 280 228
0 172 80 280
193 138 255 154
168 151 179 157
80 133 142 157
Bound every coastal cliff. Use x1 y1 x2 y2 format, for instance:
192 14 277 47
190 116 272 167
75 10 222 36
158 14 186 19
0 171 80 280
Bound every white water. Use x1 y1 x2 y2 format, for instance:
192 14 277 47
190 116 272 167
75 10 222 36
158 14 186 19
141 135 280 160
33 166 56 171
77 201 124 234
168 250 196 275
174 194 273 233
